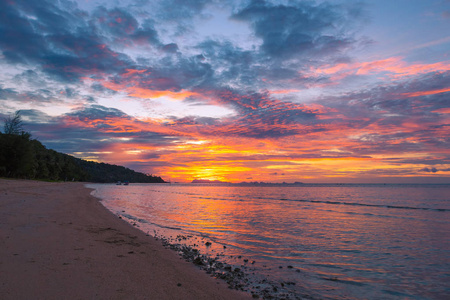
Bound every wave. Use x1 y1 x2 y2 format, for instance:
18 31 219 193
119 213 183 231
278 198 450 212
146 188 450 212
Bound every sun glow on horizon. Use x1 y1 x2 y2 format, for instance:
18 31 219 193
1 0 449 184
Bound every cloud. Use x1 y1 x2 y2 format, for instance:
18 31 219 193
93 7 161 47
17 105 183 159
419 167 438 173
231 0 361 60
0 0 448 182
0 86 17 100
164 89 320 139
0 85 58 104
13 70 47 87
0 1 129 82
308 57 450 89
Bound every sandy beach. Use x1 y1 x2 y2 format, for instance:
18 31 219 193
0 179 250 300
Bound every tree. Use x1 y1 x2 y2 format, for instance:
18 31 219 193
3 111 24 135
0 111 164 182
0 111 33 177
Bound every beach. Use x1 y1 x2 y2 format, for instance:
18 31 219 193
0 179 250 300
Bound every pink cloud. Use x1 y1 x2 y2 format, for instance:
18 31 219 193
311 57 450 81
400 87 450 98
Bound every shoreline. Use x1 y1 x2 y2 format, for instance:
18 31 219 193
0 179 250 299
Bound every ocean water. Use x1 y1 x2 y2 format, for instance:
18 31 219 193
88 183 450 299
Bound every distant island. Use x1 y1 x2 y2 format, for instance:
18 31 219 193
191 179 229 184
191 179 303 186
0 111 165 183
236 181 304 186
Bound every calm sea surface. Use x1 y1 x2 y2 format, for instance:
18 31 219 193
88 183 450 299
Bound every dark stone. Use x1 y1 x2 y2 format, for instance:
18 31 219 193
193 257 204 265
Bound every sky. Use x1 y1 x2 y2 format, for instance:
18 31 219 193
0 0 449 183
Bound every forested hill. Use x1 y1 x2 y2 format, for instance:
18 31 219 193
0 132 165 183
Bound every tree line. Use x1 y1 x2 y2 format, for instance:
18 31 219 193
0 112 165 183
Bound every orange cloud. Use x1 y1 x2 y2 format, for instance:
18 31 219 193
83 69 200 100
312 57 450 80
122 68 148 77
268 89 301 94
101 80 199 100
432 107 450 114
400 87 450 98
102 81 198 100
60 95 449 183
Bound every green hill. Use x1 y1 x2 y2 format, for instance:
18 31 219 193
0 132 165 183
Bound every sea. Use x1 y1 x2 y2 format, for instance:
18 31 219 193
87 183 450 300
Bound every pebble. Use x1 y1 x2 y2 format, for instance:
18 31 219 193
153 234 301 300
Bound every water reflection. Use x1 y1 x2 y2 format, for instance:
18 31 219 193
90 184 450 299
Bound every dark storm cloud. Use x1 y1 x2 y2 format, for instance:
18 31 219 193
106 54 215 93
0 0 134 82
419 167 438 173
65 104 129 121
0 0 87 64
0 1 48 64
93 7 161 46
44 32 132 82
0 0 360 101
194 37 321 92
231 0 360 59
195 39 261 88
18 109 55 125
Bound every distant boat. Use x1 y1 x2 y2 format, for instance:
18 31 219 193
116 181 122 185
123 181 129 185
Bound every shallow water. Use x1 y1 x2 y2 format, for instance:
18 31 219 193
88 183 450 299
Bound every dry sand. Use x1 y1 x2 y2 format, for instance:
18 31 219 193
0 179 250 300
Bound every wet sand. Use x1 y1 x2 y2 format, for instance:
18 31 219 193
0 179 250 300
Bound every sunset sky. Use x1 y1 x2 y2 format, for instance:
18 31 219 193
1 0 449 183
